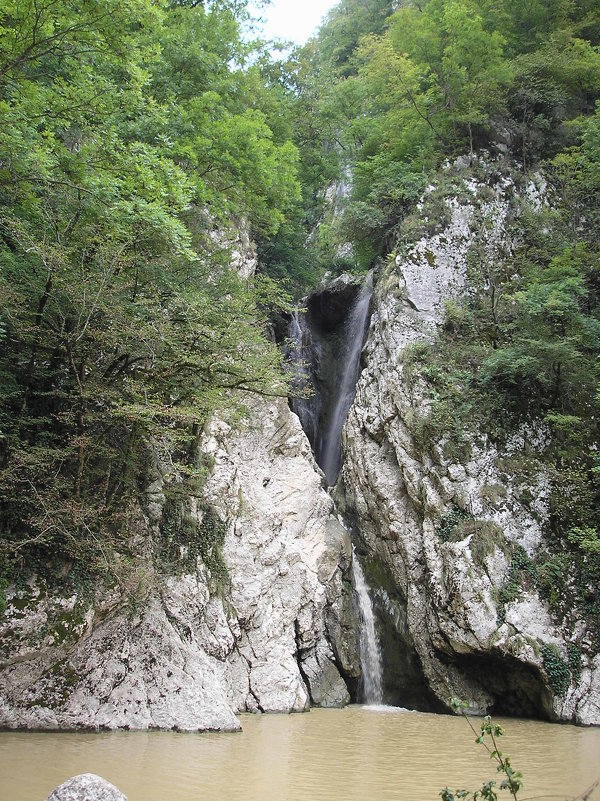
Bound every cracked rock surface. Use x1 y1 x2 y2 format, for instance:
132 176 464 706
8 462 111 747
0 397 359 731
341 158 600 724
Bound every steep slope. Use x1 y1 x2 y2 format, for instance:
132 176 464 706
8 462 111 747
341 157 600 724
0 397 359 730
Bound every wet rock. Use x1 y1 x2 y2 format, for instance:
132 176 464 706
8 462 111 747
301 646 351 707
307 273 363 332
45 774 126 801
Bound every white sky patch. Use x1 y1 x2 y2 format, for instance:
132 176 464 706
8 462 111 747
249 0 339 47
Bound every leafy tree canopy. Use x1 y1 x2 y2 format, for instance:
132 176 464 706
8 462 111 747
0 0 300 578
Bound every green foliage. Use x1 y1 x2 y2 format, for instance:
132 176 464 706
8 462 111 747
480 244 600 414
496 546 536 625
464 522 508 567
0 0 300 584
542 643 571 696
534 533 600 649
262 0 600 277
441 702 523 801
386 137 600 647
508 34 600 167
159 495 228 587
280 0 600 270
316 0 395 77
436 505 474 543
260 0 600 665
443 300 473 337
437 510 507 567
402 309 508 453
257 214 328 298
535 553 570 611
3 0 600 647
567 526 600 555
389 0 511 153
567 643 582 682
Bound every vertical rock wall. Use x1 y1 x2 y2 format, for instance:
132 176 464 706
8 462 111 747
0 398 360 731
340 158 600 724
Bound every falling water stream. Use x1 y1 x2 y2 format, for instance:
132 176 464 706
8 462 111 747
351 547 384 705
321 275 373 485
286 274 373 486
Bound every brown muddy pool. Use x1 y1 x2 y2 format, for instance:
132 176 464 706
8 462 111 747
1 705 599 801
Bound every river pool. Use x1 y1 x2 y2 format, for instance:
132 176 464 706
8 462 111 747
1 706 599 801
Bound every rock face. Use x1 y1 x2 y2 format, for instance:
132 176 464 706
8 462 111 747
204 397 358 713
210 215 258 280
45 774 127 801
0 397 359 731
340 157 600 724
287 274 367 477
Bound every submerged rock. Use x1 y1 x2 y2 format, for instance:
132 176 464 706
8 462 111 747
45 774 126 801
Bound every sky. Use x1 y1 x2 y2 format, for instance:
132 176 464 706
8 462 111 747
251 0 340 46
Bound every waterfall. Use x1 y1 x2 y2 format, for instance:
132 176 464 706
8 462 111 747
320 276 372 485
285 273 372 486
351 547 384 705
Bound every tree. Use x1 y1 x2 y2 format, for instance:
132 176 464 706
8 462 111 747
388 0 510 153
0 0 297 579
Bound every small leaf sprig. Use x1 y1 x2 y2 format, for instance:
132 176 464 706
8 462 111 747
440 699 523 801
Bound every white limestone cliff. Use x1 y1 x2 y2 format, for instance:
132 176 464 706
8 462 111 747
0 397 358 731
341 157 600 724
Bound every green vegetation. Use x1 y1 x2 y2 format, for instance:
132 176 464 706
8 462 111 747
568 643 583 682
441 700 522 801
275 0 600 274
493 537 599 653
442 702 600 801
159 494 228 587
436 505 474 544
435 493 599 648
541 643 571 696
0 0 299 586
496 546 536 625
435 505 508 568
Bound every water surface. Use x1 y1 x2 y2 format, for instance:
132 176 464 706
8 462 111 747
1 706 599 801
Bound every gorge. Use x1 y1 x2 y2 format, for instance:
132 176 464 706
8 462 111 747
2 159 599 729
1 0 600 797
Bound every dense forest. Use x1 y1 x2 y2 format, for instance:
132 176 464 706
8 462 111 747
0 0 300 594
1 0 600 625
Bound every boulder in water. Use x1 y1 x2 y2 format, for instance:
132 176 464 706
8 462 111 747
45 773 127 801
